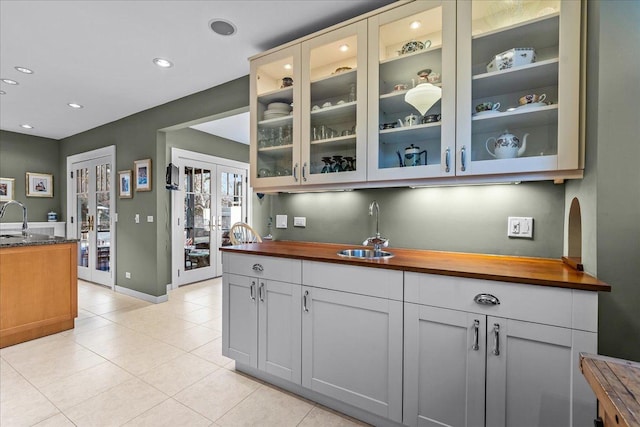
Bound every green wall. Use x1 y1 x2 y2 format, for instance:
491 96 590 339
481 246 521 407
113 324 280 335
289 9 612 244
0 130 62 223
270 181 565 258
58 76 250 297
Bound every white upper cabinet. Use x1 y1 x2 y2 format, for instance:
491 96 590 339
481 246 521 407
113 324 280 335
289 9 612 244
456 0 582 178
367 0 457 181
250 0 584 191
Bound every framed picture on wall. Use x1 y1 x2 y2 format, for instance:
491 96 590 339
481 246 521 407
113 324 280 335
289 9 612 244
134 159 152 192
118 170 133 198
26 172 53 197
0 177 15 202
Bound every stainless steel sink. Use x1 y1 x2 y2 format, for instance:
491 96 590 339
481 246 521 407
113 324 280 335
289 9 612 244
337 249 394 259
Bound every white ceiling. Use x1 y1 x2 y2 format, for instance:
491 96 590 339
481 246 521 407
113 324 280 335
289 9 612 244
0 0 395 141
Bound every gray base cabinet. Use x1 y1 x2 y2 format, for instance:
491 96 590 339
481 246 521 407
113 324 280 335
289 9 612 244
403 272 598 427
301 286 403 422
222 253 302 384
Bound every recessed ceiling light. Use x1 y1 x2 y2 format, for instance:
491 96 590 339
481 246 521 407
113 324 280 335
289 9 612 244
283 63 292 70
15 66 34 74
410 20 422 29
1 78 19 85
339 44 349 52
0 90 5 95
20 124 33 129
153 58 173 68
68 103 83 109
209 19 237 36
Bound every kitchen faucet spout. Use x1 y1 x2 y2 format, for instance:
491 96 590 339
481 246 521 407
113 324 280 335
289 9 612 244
363 200 388 255
0 200 29 236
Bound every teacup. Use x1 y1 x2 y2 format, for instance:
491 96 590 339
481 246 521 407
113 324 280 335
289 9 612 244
393 83 407 91
519 93 546 105
475 102 501 113
379 122 396 130
422 113 441 123
322 101 332 108
281 77 293 88
427 72 441 84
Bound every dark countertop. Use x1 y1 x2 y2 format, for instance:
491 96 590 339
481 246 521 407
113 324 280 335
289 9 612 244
0 233 78 248
220 240 611 292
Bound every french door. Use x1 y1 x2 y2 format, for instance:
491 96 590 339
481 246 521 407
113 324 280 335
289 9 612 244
172 148 249 287
67 146 116 288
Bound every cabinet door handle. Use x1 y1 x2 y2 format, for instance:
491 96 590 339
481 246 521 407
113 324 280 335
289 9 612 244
445 147 451 173
474 293 500 305
472 319 480 351
302 162 307 182
250 281 256 301
460 146 467 172
293 163 299 182
303 290 309 312
492 323 500 356
252 263 264 272
259 282 265 302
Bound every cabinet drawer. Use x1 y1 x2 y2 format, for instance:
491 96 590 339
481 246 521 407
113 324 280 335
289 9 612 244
303 261 403 300
405 272 596 331
223 253 302 283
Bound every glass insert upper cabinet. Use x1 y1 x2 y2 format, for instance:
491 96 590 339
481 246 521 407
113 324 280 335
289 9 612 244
300 21 367 184
250 45 301 189
367 1 457 182
456 0 581 178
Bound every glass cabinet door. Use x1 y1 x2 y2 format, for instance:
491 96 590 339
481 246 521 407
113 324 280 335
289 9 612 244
250 45 301 189
456 0 579 177
300 20 367 184
368 1 456 182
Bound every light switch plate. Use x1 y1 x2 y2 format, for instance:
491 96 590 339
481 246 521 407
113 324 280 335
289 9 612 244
147 215 154 223
294 217 306 227
276 215 288 229
508 217 533 238
135 214 140 224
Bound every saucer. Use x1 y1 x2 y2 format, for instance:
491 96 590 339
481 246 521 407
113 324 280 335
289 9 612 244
473 110 501 116
517 102 546 109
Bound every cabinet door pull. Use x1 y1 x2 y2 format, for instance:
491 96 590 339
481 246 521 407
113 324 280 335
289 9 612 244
293 163 299 182
492 323 500 356
472 319 480 351
250 281 256 301
460 146 467 172
302 162 307 182
303 290 309 312
445 147 451 173
474 293 500 305
252 263 264 272
259 282 265 302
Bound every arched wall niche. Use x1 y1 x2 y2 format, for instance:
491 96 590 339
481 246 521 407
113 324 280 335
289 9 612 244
566 197 583 270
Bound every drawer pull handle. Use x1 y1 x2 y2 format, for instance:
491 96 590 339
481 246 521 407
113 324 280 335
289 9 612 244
303 290 309 312
252 263 264 272
492 323 500 356
474 293 500 305
472 319 480 351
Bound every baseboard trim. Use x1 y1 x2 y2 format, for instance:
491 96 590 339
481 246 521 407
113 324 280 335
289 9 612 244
115 286 168 304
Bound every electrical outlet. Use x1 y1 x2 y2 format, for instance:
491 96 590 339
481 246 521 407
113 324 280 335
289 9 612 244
294 217 306 227
508 217 533 238
276 215 288 229
135 214 140 224
125 272 131 279
147 215 154 223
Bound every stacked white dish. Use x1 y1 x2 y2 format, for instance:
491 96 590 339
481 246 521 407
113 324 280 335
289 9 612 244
263 102 292 120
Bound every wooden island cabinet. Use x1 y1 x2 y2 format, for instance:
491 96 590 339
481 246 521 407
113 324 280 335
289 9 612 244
0 240 78 348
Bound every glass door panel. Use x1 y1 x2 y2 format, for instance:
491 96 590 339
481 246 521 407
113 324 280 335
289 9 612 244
301 21 367 184
184 167 212 272
76 167 89 269
95 164 111 272
368 1 456 181
460 0 561 175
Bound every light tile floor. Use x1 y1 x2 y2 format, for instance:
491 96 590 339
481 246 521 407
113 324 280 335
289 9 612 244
1 279 368 427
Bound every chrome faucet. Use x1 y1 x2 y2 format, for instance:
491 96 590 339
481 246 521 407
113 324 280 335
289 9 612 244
0 200 29 236
363 200 388 255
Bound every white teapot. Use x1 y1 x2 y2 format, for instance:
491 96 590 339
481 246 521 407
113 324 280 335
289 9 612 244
486 130 528 159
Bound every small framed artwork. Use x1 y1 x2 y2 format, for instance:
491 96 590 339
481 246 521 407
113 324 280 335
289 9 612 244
0 177 15 202
26 172 53 197
118 170 133 198
134 159 152 192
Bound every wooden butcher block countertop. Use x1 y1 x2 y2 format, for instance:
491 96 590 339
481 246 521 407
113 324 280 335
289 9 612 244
580 353 640 427
220 241 611 292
